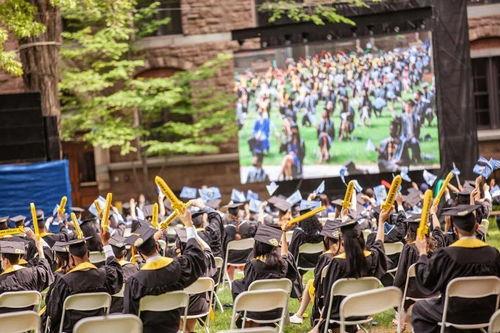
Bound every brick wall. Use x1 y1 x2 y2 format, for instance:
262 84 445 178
181 0 255 35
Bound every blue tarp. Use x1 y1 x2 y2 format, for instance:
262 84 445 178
0 160 72 218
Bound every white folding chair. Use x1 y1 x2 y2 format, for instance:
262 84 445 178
0 310 41 333
248 278 292 294
439 276 500 333
230 289 288 333
489 309 500 333
224 238 255 290
139 290 189 332
0 290 42 312
89 251 106 265
401 263 439 307
73 314 142 333
213 256 225 312
338 286 402 333
384 242 404 277
295 242 324 271
480 219 490 241
323 277 382 333
59 292 111 333
184 277 215 333
218 328 277 333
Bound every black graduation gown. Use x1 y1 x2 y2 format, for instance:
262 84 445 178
289 228 323 272
231 253 299 321
224 220 255 265
319 240 388 332
0 258 54 313
45 257 123 333
412 238 500 333
110 260 139 313
123 238 206 333
198 211 225 259
311 252 335 325
187 248 217 317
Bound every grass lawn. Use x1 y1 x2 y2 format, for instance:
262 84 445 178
238 86 440 168
202 216 500 332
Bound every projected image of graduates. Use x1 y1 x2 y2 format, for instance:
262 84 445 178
236 31 440 184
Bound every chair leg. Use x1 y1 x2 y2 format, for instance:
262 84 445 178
214 292 224 312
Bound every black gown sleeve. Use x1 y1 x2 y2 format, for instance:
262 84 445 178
393 244 417 290
45 277 70 332
368 240 388 279
414 249 448 295
101 256 124 295
289 230 305 260
175 238 207 288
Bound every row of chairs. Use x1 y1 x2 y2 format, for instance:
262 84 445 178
1 275 499 333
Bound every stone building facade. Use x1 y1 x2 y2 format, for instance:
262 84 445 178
1 0 500 205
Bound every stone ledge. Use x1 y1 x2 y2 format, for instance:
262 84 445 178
98 153 239 172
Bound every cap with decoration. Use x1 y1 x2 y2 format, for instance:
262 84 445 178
231 189 247 204
109 234 126 249
286 190 302 207
246 190 259 201
268 196 291 212
320 219 341 238
0 241 26 255
254 224 282 247
10 215 26 226
298 200 321 213
249 199 262 214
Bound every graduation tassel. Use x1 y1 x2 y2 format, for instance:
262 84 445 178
417 190 433 240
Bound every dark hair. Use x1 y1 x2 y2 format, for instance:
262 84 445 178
55 252 69 271
69 243 88 258
406 223 418 243
300 216 322 236
253 240 284 271
192 214 204 228
3 253 21 264
341 225 368 278
111 246 126 259
80 222 103 252
137 237 158 257
323 236 340 254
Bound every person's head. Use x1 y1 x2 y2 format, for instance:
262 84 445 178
80 220 103 252
299 216 322 236
319 194 330 207
192 212 207 229
0 241 25 269
444 204 481 237
137 237 159 258
252 154 264 168
341 223 367 278
404 100 415 114
323 236 341 255
68 241 89 267
55 251 70 271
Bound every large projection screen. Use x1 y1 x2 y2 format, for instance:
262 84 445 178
235 31 440 184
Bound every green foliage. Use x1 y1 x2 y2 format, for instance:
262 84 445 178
259 0 373 26
0 0 47 76
60 1 235 156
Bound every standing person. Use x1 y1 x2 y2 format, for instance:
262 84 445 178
411 204 500 333
317 111 335 162
0 229 54 313
397 99 421 165
280 124 305 180
123 210 206 333
246 154 270 184
44 232 123 333
250 107 271 155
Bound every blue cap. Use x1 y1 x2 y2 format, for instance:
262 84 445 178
231 189 247 203
180 186 198 200
246 190 259 201
199 187 222 202
286 190 302 206
249 199 262 213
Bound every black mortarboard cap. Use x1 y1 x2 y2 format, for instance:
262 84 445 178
125 224 156 247
268 196 291 212
404 190 422 207
0 217 8 224
52 241 69 253
336 216 360 230
441 204 481 230
320 219 341 238
254 224 282 247
10 215 26 225
142 205 154 218
0 241 26 255
462 180 476 192
404 213 421 224
109 234 126 249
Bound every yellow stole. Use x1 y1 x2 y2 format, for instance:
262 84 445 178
450 238 489 249
0 265 25 276
335 250 372 259
67 262 97 274
141 257 173 271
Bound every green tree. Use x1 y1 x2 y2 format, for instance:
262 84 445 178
259 0 373 25
59 0 235 157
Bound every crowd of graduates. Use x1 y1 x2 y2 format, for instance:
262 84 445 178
238 38 436 181
0 162 499 333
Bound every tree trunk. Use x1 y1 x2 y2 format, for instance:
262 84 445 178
18 0 61 119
